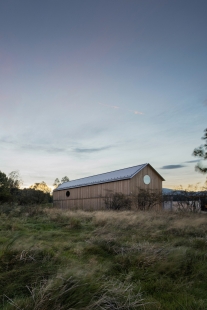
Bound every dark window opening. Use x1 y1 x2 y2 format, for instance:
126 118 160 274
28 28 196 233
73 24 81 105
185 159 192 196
66 191 70 197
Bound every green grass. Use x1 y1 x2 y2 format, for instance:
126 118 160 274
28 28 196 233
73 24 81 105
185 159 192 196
0 205 207 309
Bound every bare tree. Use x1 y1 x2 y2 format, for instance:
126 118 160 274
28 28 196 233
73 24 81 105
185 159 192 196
8 170 23 189
61 176 69 183
104 189 163 211
132 188 163 211
53 178 60 188
53 176 69 188
172 181 207 212
172 185 201 212
104 192 132 210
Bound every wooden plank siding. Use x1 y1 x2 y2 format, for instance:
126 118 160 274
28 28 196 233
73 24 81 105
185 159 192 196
53 164 164 210
129 165 162 194
53 179 130 210
129 165 163 210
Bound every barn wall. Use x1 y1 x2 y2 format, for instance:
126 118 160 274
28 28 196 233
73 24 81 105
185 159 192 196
53 165 164 210
129 165 162 193
129 165 163 210
53 179 130 210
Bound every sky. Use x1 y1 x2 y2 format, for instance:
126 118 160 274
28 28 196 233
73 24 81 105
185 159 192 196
0 0 207 189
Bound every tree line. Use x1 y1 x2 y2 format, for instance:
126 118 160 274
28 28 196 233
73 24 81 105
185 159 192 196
0 170 51 204
0 170 70 205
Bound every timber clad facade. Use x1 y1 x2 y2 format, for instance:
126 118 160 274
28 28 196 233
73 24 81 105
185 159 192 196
53 163 165 210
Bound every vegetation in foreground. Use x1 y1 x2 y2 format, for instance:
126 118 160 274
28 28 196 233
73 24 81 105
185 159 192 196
0 206 207 309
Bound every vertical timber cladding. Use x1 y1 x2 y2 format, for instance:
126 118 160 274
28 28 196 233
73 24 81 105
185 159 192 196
129 165 163 210
53 164 165 210
129 165 162 193
56 179 130 210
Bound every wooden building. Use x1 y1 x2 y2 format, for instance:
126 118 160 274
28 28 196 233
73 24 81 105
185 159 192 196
53 163 165 210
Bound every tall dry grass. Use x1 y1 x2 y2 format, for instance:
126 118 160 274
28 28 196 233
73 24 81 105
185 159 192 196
1 206 207 309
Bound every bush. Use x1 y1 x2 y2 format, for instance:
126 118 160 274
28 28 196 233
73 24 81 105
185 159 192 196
104 193 132 210
0 187 52 206
0 171 11 202
104 189 163 211
15 188 53 205
133 188 163 211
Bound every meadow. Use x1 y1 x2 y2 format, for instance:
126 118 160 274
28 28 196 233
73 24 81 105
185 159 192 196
0 205 207 309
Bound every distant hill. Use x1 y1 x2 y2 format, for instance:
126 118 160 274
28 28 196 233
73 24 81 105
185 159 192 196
162 188 207 195
162 188 174 194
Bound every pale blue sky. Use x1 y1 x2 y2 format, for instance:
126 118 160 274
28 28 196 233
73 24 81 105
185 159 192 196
0 0 206 188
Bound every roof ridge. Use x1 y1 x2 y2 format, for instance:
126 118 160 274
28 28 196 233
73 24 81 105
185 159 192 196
54 163 151 191
61 163 148 185
129 163 148 178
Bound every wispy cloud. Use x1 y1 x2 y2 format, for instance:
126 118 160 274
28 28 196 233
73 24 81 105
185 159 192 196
185 160 200 163
22 144 112 155
0 134 112 155
3 140 64 154
0 136 67 153
99 102 143 115
20 144 67 153
161 165 186 169
0 136 14 144
74 146 111 153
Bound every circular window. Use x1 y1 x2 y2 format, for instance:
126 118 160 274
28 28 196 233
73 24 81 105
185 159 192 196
143 175 151 185
66 191 70 197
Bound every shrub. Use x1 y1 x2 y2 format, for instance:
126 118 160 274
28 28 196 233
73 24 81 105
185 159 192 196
104 192 132 210
0 171 11 202
133 188 163 210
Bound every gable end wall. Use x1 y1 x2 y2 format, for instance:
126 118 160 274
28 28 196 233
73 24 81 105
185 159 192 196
129 165 162 194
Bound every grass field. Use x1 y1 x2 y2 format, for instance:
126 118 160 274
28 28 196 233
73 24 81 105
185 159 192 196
0 205 207 309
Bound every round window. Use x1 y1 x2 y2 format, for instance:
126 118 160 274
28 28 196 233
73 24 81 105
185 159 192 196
143 175 150 185
66 191 70 197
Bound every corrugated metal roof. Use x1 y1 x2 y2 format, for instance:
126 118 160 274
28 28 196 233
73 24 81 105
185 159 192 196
55 163 148 191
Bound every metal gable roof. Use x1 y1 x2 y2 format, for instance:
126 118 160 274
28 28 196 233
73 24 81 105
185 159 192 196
55 163 149 191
